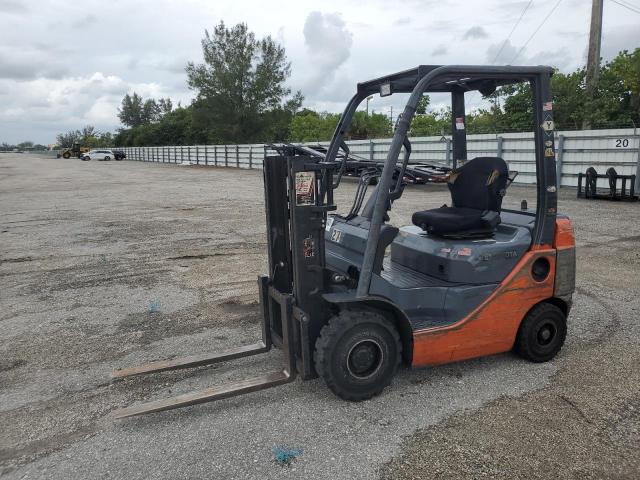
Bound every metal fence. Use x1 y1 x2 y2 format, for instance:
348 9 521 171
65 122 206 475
115 128 640 189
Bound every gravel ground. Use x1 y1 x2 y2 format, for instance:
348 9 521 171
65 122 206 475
1 154 638 479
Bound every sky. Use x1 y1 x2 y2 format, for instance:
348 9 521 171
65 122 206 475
1 0 639 145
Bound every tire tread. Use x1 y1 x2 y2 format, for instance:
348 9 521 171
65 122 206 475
314 309 401 401
515 302 566 362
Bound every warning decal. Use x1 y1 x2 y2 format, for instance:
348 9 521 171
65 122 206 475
303 236 315 258
541 120 555 131
295 172 316 206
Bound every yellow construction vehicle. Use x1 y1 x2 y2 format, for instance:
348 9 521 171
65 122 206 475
57 143 90 159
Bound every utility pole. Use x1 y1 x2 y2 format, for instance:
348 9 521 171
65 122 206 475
583 0 603 129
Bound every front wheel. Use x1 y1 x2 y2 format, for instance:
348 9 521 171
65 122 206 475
62 152 71 159
515 302 567 362
104 156 111 161
314 309 401 401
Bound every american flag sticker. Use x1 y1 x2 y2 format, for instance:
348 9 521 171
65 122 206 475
543 101 553 111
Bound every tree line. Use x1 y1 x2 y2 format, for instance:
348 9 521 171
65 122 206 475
1 141 49 152
54 22 640 148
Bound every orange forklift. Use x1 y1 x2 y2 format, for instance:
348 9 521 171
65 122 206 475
113 65 576 417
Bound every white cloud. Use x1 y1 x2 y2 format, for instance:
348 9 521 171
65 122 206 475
301 11 353 93
463 26 489 40
0 0 27 13
0 73 177 143
0 47 69 80
393 17 412 26
432 44 448 56
486 39 572 70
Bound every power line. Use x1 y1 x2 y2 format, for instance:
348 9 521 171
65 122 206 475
492 0 535 63
467 0 536 107
615 0 640 11
511 0 564 63
610 0 640 14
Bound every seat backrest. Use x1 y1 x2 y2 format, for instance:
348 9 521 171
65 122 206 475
447 157 509 212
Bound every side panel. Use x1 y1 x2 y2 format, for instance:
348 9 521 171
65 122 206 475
554 218 576 300
411 249 556 366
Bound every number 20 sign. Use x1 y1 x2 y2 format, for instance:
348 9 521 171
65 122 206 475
612 138 633 149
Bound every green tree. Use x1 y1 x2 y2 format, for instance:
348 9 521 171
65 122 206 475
466 107 500 134
289 109 391 142
348 111 391 139
118 93 145 127
608 48 640 124
118 93 175 130
142 99 160 123
113 105 195 147
186 21 302 143
415 95 431 115
476 49 640 132
56 130 81 148
549 70 585 129
289 110 340 142
99 132 114 147
79 125 101 147
410 109 451 136
158 98 173 116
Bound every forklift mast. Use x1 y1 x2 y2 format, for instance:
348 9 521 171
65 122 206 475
261 147 337 378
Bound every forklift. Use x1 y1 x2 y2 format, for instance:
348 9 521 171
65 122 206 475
113 65 576 418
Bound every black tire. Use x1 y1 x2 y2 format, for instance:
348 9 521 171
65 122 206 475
314 309 401 401
104 156 111 161
515 302 567 363
81 156 90 161
63 152 71 159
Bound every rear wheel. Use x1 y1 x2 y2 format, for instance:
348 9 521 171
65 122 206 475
314 309 401 401
104 156 111 161
62 152 71 159
515 302 567 362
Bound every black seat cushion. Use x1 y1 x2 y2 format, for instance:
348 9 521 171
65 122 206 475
412 157 508 237
412 207 499 236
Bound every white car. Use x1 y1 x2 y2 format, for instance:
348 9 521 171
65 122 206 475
81 149 114 161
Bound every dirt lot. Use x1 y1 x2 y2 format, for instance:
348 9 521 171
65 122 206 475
1 154 639 479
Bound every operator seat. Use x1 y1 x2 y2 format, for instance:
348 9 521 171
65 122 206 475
412 157 509 238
